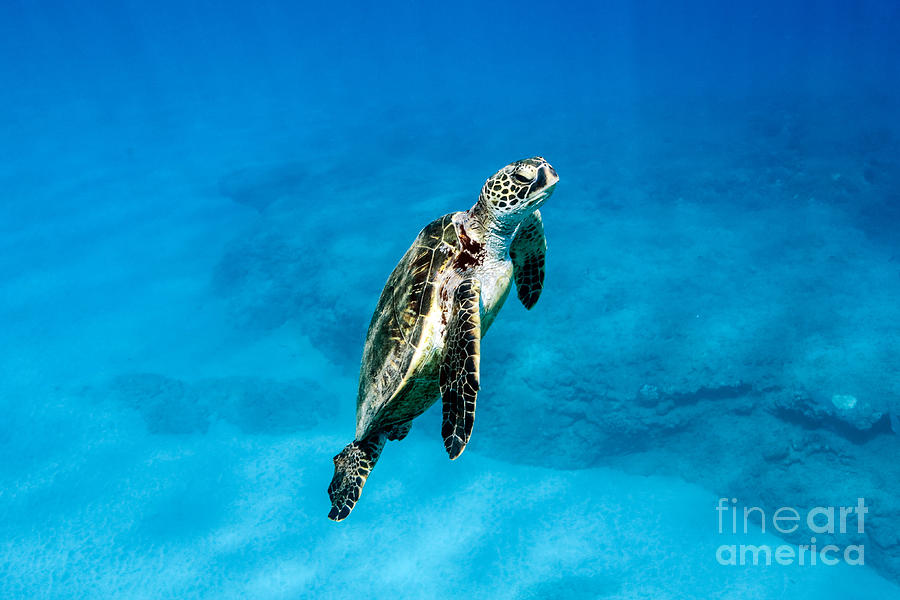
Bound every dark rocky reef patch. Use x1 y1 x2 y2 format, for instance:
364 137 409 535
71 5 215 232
105 372 335 435
210 222 377 361
218 161 309 213
774 390 892 443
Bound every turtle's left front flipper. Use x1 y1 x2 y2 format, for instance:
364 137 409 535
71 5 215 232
510 210 547 309
440 278 481 460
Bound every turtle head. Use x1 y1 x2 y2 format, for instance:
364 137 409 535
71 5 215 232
476 157 559 227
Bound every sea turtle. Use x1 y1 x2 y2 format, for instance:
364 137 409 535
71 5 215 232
327 156 559 521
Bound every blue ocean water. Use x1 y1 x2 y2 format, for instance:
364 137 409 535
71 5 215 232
2 1 900 598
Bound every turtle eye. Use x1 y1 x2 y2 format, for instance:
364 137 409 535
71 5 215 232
512 172 533 184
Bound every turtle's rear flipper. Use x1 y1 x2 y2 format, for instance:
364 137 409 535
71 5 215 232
387 421 412 441
327 433 386 521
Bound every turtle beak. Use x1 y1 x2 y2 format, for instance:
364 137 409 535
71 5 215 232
536 162 559 192
527 164 558 206
544 163 559 188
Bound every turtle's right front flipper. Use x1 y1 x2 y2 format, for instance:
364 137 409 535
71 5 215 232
327 432 386 521
510 210 547 309
440 278 482 460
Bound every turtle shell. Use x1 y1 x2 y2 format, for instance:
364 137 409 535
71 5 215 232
354 213 461 439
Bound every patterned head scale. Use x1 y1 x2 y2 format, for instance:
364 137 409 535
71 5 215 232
478 156 559 218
